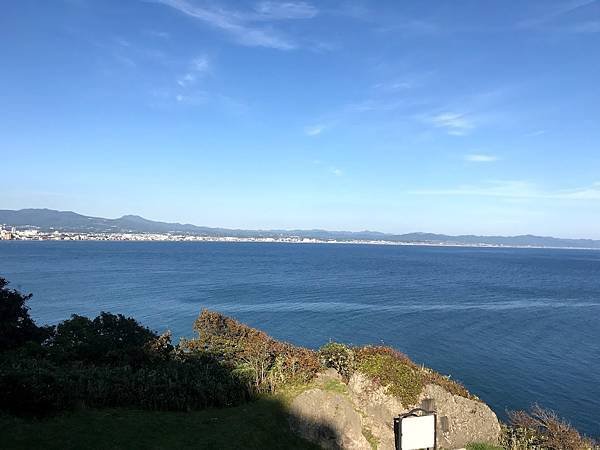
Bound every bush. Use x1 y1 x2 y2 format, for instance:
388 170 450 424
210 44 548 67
353 345 474 403
504 405 597 450
0 277 53 352
184 310 321 393
356 349 424 407
0 353 250 416
466 444 503 450
318 342 355 380
0 283 253 417
47 312 158 367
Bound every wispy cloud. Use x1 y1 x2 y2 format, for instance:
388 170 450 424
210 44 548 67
568 20 600 33
331 167 343 177
146 30 171 39
427 112 475 136
465 154 499 163
411 180 600 200
253 1 318 20
517 0 599 32
177 56 210 87
154 0 318 50
526 129 547 137
304 124 327 136
376 19 439 36
372 80 414 91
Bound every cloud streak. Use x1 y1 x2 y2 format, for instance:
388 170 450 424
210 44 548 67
155 0 318 49
253 1 318 20
465 154 498 163
304 124 327 136
177 56 210 87
411 181 600 200
427 112 475 136
517 0 599 32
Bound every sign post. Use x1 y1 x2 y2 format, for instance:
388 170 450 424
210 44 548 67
394 408 437 450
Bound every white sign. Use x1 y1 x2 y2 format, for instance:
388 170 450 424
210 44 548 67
400 414 435 450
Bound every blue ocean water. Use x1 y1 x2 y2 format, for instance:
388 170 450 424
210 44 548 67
0 241 599 436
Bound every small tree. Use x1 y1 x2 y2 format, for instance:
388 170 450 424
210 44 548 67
48 312 158 366
0 277 52 352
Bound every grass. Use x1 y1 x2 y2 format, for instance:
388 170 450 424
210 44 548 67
361 426 379 450
357 353 423 407
466 443 504 450
0 397 320 450
322 378 350 396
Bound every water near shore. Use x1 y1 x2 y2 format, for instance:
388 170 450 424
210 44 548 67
1 241 599 436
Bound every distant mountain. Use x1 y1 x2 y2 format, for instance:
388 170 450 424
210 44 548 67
1 208 599 249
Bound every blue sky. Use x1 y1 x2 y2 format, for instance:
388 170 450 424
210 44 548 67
2 0 600 238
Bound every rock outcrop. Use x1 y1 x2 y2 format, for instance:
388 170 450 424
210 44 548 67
289 369 501 450
289 388 371 450
348 372 501 449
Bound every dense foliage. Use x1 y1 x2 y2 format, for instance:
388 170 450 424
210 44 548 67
182 310 321 393
0 278 53 351
0 278 249 416
319 342 473 406
318 341 356 380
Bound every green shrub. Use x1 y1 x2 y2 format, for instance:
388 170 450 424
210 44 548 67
183 310 321 393
0 287 252 417
0 278 53 352
47 312 158 367
353 345 475 403
318 342 355 380
0 353 250 416
466 443 503 450
356 350 423 407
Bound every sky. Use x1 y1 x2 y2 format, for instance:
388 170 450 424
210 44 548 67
1 0 600 238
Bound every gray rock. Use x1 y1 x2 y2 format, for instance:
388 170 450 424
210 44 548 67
289 388 371 449
347 372 501 450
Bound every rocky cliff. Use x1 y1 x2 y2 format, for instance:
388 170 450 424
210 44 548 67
288 368 500 450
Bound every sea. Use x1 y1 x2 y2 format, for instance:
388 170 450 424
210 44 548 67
0 241 598 436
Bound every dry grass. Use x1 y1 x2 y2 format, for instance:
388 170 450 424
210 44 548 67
506 405 598 450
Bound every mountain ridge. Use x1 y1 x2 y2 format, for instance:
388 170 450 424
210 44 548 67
1 208 599 248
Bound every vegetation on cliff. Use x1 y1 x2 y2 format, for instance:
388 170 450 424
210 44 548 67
319 342 473 407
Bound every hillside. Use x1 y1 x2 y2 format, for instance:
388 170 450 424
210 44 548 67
1 208 600 248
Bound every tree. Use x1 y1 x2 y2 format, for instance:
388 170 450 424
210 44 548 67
0 277 52 352
49 311 158 366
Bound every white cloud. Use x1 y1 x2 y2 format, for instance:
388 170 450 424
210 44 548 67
304 124 326 136
411 180 600 200
331 168 343 176
173 90 208 105
146 30 171 39
517 0 599 31
526 129 547 137
569 20 600 33
192 56 209 72
253 2 318 20
373 81 413 91
155 0 314 50
428 112 475 136
465 154 499 163
177 56 210 87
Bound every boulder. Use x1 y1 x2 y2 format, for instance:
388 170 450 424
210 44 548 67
289 388 371 450
347 372 501 449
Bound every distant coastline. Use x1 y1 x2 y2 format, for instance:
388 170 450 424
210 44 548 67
2 229 600 251
2 208 600 250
